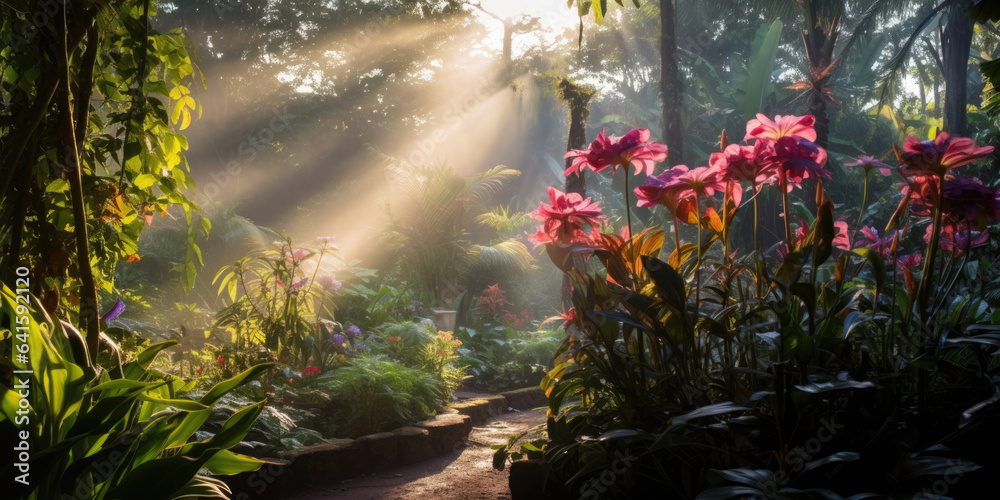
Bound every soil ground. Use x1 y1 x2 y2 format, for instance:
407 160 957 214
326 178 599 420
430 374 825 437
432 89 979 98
277 408 548 500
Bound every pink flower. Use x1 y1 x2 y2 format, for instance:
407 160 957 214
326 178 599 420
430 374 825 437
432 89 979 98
671 165 725 199
744 113 817 143
899 132 993 178
564 128 668 177
897 253 922 273
530 187 607 246
857 226 895 256
846 155 892 177
710 141 778 187
833 220 851 251
634 167 699 223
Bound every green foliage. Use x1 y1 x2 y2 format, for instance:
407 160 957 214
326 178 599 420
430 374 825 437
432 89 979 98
0 285 270 499
380 159 533 307
213 235 364 369
318 357 445 437
374 321 436 367
0 0 208 299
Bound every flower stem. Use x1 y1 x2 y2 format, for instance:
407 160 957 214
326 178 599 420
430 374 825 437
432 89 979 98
853 171 870 246
778 166 793 245
623 173 633 239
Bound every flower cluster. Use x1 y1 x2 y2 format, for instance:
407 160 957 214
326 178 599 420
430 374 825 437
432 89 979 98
530 187 607 247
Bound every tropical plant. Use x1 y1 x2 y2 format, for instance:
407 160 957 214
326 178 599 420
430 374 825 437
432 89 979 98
0 285 272 499
318 356 446 437
213 235 369 369
500 120 1000 497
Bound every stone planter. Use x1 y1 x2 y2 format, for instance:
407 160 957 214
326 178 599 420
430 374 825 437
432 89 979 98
432 309 457 331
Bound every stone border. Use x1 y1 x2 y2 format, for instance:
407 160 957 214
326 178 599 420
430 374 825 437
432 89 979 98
223 387 543 499
225 413 472 499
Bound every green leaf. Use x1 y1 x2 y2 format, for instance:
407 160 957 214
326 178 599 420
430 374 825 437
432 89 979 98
134 173 157 190
201 449 266 475
199 364 273 405
735 20 782 119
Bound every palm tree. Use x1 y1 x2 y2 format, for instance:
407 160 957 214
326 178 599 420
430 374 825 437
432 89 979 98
380 157 534 308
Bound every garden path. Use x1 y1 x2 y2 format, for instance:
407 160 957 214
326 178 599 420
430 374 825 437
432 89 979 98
277 407 547 500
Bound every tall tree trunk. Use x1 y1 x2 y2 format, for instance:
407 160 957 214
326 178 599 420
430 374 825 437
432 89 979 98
58 13 100 367
558 79 593 197
659 0 684 163
915 57 929 113
942 1 974 136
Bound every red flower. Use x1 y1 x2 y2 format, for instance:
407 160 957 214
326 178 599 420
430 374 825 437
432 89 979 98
744 114 817 143
278 355 290 364
196 367 203 376
388 336 401 343
564 128 668 177
302 366 321 376
899 132 994 178
216 356 226 366
530 187 607 246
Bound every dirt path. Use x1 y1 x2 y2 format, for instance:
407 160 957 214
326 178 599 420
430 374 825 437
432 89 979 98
278 408 547 500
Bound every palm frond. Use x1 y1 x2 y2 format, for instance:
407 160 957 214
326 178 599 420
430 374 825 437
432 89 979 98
872 1 952 131
470 240 535 274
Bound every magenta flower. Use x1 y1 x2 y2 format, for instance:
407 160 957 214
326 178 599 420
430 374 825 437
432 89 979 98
531 187 607 246
899 132 994 178
564 128 668 177
846 155 892 177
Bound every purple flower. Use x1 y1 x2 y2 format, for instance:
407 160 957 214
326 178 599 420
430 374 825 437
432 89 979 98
331 333 346 354
100 297 126 321
317 274 342 292
346 325 361 338
291 278 309 289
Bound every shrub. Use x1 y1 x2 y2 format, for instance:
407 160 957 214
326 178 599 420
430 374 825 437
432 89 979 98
319 357 445 437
